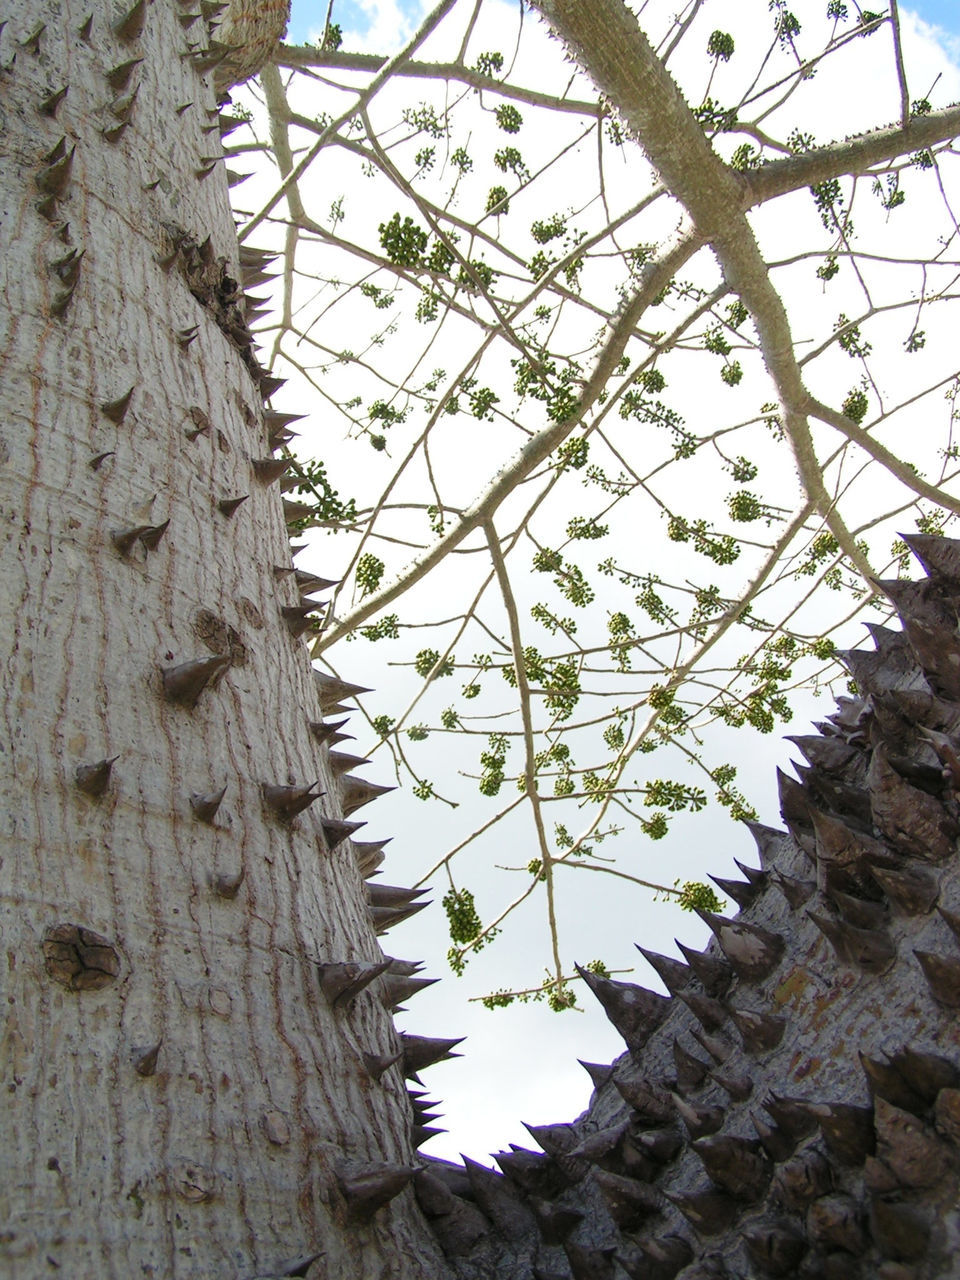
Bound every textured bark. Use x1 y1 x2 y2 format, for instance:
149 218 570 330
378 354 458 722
213 0 290 95
0 3 447 1277
7 3 960 1279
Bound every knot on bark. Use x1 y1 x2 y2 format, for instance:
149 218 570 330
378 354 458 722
43 924 121 991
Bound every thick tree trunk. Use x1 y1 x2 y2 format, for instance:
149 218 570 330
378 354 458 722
0 4 447 1276
13 5 960 1279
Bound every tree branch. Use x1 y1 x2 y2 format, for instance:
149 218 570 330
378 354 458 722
241 0 461 242
531 0 877 585
484 520 562 984
274 47 605 117
314 231 702 649
745 104 960 205
807 396 960 518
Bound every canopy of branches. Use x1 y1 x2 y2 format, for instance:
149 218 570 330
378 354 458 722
229 0 960 1013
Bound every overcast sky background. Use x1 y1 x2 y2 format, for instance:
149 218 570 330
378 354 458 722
268 0 960 1165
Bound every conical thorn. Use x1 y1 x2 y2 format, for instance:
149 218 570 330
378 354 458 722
808 910 897 974
914 948 960 1007
575 964 670 1053
370 900 430 934
319 816 365 852
694 908 785 982
367 883 429 909
132 1040 161 1077
161 654 231 707
105 57 142 90
114 0 148 42
36 142 74 198
337 1163 417 1223
317 959 392 1008
363 1049 403 1081
217 495 249 517
190 786 226 823
111 524 151 556
327 751 370 777
675 939 733 995
212 867 244 899
314 671 371 712
400 1032 464 1076
728 1005 786 1053
691 1133 771 1200
262 780 323 819
39 85 68 117
139 520 170 552
101 386 135 424
309 717 349 746
75 756 118 797
340 775 396 817
252 456 291 484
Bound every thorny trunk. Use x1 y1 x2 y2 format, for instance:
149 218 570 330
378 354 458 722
8 3 960 1279
0 3 448 1276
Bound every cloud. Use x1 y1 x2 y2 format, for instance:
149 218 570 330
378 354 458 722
302 0 432 52
902 7 960 80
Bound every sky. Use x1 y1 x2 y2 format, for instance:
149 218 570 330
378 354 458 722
258 0 960 1166
285 0 960 47
911 0 960 35
287 0 426 46
286 0 437 45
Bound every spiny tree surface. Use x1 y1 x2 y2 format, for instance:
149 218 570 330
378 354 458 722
6 2 960 1279
0 3 449 1276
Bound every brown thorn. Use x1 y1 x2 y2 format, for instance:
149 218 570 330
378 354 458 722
189 786 227 823
132 1040 161 1077
161 654 231 707
212 867 244 899
261 780 323 819
74 756 118 797
20 22 45 53
101 386 135 424
252 456 291 484
111 525 152 556
114 0 148 42
217 494 248 517
39 85 68 116
105 57 143 91
363 1049 402 1081
139 520 170 551
317 959 392 1008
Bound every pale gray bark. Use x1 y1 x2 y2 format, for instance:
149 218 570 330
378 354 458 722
5 3 960 1278
0 3 448 1276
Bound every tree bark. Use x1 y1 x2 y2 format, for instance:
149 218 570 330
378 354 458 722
0 4 447 1276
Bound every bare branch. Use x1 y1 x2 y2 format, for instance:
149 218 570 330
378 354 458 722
241 0 461 242
275 47 605 117
746 105 960 205
888 0 911 131
485 520 562 983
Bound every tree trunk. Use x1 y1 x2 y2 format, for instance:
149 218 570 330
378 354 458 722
12 4 960 1278
0 4 447 1276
